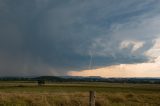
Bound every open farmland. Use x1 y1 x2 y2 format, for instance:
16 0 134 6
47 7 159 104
0 82 160 106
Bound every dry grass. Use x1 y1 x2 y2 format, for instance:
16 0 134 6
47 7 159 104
0 92 160 106
0 82 160 105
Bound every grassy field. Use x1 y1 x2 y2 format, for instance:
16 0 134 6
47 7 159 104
0 82 160 106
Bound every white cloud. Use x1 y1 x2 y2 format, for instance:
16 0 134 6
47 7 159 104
145 38 160 61
120 40 144 52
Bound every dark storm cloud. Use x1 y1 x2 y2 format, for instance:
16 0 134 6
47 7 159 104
0 0 160 76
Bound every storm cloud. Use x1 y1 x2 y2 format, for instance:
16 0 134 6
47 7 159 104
0 0 160 76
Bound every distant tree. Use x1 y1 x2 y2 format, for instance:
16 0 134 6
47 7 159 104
37 80 45 86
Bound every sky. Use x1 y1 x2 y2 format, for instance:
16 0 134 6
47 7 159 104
0 0 160 77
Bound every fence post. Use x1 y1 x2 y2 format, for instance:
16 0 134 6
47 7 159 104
89 91 96 106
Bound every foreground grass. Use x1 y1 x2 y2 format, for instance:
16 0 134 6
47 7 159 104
0 92 160 106
0 82 160 106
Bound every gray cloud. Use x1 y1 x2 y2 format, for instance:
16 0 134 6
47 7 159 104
0 0 160 76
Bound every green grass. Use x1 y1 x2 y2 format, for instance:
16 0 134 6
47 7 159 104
0 82 160 93
0 81 160 105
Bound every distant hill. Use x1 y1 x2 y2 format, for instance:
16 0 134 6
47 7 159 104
0 76 160 84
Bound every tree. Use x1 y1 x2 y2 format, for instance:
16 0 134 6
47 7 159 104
37 80 45 86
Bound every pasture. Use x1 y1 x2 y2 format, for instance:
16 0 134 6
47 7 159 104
0 81 160 106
